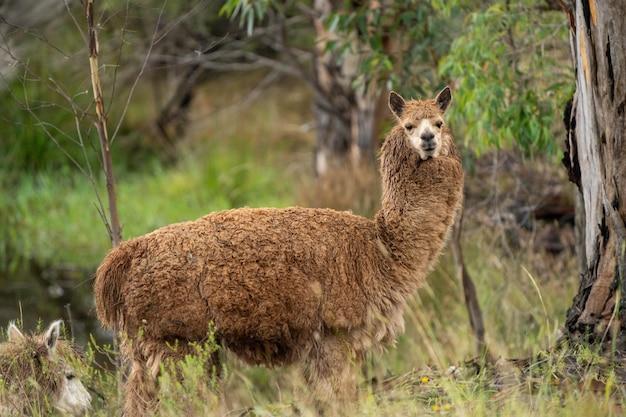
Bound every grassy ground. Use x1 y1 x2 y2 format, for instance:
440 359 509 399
6 140 293 269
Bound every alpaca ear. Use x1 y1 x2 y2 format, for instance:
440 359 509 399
44 320 63 352
389 91 406 119
7 322 24 341
435 86 452 113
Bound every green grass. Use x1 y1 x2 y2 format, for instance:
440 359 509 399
3 139 294 269
12 353 624 417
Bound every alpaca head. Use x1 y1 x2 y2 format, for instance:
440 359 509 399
0 321 91 416
388 87 453 160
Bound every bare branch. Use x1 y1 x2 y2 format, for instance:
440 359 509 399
85 0 122 247
0 14 69 58
153 0 211 45
63 0 87 45
47 77 109 230
107 0 130 118
450 206 489 358
109 0 166 144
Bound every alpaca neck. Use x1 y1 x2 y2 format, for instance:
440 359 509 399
375 127 463 280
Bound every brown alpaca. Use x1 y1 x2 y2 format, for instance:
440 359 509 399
0 321 92 416
94 87 464 416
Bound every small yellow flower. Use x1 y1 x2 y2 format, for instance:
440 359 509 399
443 404 453 411
420 376 430 384
431 404 441 412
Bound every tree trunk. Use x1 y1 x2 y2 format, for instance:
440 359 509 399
561 0 626 346
155 64 203 145
311 0 384 176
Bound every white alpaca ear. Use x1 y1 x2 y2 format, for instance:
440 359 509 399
44 320 63 352
7 322 24 341
435 86 452 113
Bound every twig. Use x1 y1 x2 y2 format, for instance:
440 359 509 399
63 0 87 45
450 205 489 358
47 77 110 234
109 0 166 144
0 14 69 58
107 0 130 118
85 0 122 247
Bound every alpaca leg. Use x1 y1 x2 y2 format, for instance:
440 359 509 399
122 338 222 417
122 339 167 417
303 336 360 415
124 357 157 417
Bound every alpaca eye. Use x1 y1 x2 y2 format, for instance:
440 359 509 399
404 124 414 131
434 121 443 128
66 373 75 380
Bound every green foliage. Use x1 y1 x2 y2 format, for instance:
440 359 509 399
158 331 221 416
440 1 574 156
220 0 271 34
320 0 574 156
319 0 574 157
221 0 574 158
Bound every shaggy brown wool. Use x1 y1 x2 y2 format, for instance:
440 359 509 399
95 89 464 416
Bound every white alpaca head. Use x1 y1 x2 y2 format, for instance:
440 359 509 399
1 321 92 416
389 87 453 160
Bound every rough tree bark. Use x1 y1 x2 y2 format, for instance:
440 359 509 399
561 0 626 346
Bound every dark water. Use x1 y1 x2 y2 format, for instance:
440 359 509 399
0 263 109 347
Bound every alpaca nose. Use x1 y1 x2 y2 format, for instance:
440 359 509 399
421 131 435 142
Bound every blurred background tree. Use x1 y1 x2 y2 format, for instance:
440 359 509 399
223 0 573 161
222 0 472 174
